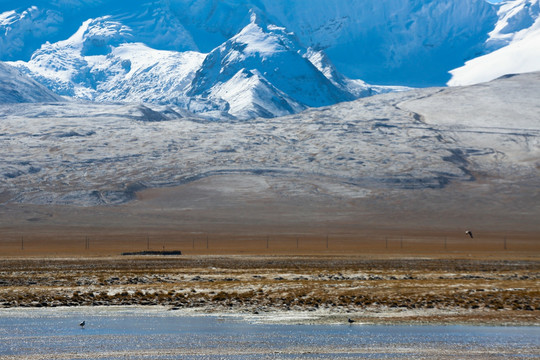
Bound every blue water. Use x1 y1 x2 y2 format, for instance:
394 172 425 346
0 307 538 359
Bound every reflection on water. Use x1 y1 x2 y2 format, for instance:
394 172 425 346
0 307 538 359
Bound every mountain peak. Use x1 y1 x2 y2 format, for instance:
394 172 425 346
231 10 297 58
187 16 353 118
248 8 262 26
80 16 133 56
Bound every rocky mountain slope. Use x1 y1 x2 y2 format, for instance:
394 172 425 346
1 72 538 209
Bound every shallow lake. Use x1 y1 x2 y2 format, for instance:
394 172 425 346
0 307 538 359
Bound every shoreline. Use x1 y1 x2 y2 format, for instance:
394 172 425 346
0 305 540 327
0 304 538 327
1 255 538 326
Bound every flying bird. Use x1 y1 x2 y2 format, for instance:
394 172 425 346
465 230 473 239
79 321 85 328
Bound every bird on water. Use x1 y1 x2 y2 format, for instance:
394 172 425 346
79 321 85 328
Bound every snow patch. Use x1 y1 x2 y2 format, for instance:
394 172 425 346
449 0 540 86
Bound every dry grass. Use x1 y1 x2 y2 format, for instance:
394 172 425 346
0 254 538 325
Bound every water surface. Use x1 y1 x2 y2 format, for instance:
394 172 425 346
0 307 538 359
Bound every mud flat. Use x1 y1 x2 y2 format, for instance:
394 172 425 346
0 255 538 325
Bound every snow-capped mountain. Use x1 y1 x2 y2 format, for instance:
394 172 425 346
186 12 355 118
1 0 539 118
0 61 63 103
449 0 540 86
9 16 206 107
4 6 368 118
